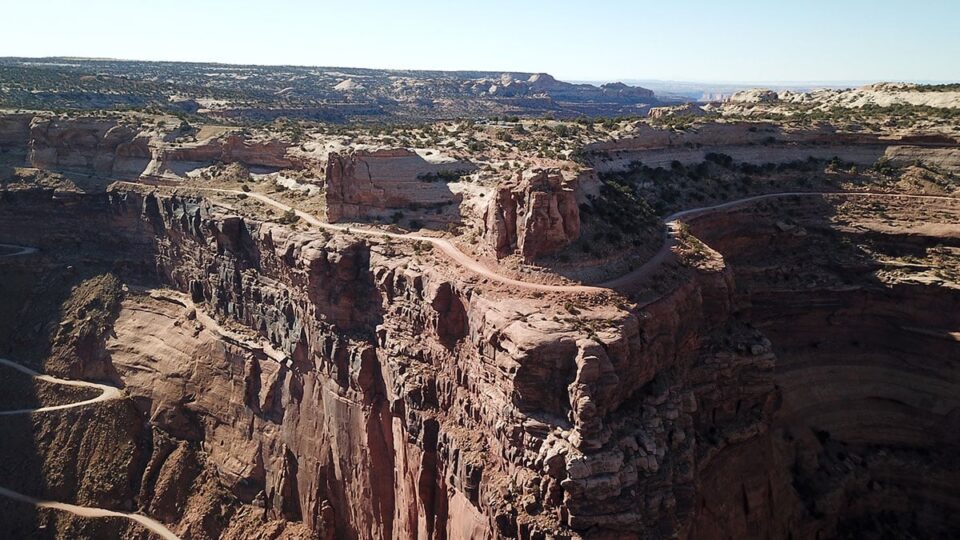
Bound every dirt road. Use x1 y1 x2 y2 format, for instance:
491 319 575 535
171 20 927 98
0 357 180 539
131 183 955 295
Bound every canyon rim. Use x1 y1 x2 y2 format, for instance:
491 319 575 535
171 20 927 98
1 4 960 539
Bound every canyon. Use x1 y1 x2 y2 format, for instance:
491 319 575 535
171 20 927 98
1 91 958 540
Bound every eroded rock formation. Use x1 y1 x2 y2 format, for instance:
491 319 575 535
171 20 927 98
25 116 153 177
324 149 472 223
146 133 301 178
685 195 960 538
2 111 959 539
0 184 783 538
484 169 581 260
585 122 960 173
0 114 303 181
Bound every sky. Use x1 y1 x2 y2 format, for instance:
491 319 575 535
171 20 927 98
2 0 958 83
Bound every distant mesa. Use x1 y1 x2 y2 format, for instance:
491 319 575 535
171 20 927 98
725 83 960 110
526 72 559 88
647 102 707 119
728 89 780 104
334 79 365 92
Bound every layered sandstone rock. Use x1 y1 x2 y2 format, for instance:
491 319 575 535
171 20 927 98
728 89 780 104
146 133 301 178
3 159 959 539
647 103 707 119
483 169 581 260
26 116 153 177
324 148 473 223
0 184 786 538
730 83 960 110
686 194 960 538
0 114 303 182
585 122 960 173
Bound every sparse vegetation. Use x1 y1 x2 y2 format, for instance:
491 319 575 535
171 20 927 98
276 209 300 224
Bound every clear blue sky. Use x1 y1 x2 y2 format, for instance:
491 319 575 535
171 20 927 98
2 0 958 83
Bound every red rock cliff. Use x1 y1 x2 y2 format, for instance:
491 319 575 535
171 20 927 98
324 149 471 223
484 169 581 260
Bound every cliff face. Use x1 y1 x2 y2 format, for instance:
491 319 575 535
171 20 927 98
0 113 33 163
483 169 581 260
585 123 960 173
24 116 153 177
0 113 303 181
3 178 958 537
107 187 787 538
1 184 797 539
324 149 472 224
688 194 960 538
146 133 301 178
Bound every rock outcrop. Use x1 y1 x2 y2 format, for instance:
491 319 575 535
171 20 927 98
324 148 472 223
0 114 303 181
3 110 960 539
685 194 960 538
26 116 153 177
146 133 300 178
728 89 780 104
484 73 654 104
484 169 581 260
647 102 708 119
0 184 782 538
729 83 960 110
585 122 960 173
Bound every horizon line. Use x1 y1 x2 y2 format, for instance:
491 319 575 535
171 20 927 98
2 55 957 88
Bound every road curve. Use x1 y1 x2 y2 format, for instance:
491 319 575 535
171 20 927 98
0 487 180 540
0 358 122 416
115 182 607 294
0 244 38 258
0 358 180 540
140 288 288 364
113 182 958 295
601 191 960 290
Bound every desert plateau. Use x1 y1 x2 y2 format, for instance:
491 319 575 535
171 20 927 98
1 3 959 539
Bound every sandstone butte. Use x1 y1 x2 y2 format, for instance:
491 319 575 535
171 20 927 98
0 92 959 540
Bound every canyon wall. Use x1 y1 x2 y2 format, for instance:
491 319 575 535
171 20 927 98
687 194 960 537
0 184 810 539
2 118 958 538
0 113 305 181
26 116 155 178
145 133 302 178
0 113 33 163
586 123 960 173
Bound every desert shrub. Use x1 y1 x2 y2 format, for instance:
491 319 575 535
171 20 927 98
705 152 734 168
277 209 299 224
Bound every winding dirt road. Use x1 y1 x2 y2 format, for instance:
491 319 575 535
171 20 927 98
0 358 122 416
117 182 609 293
141 288 289 364
0 486 180 540
0 244 38 257
118 182 958 295
0 312 180 540
602 191 960 290
0 186 954 537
